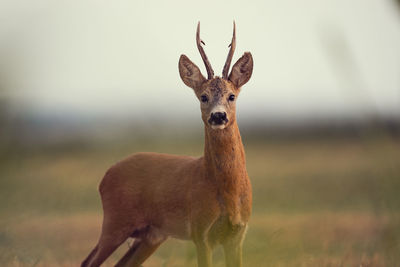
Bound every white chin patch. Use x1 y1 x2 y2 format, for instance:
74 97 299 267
211 124 226 130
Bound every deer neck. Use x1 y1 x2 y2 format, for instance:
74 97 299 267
203 120 248 223
204 121 246 178
204 121 247 186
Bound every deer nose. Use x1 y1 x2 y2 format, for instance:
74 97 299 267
209 112 228 125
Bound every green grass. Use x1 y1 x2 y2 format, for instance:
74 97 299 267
0 134 399 266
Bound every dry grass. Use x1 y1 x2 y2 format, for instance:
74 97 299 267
1 212 398 266
1 135 399 266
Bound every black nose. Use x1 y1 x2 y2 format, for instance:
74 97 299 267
209 112 228 125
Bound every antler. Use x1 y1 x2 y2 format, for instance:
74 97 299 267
196 22 214 80
222 21 236 80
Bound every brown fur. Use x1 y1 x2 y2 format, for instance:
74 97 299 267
81 26 253 267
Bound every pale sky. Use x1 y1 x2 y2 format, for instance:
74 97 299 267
1 0 399 121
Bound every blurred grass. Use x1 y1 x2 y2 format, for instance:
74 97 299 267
0 133 399 266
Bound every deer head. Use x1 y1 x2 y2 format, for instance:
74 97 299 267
179 22 253 130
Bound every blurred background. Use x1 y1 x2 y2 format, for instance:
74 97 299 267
1 0 399 266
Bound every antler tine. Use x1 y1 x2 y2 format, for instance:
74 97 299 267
196 22 214 80
222 21 236 79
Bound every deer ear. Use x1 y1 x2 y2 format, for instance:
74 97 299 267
228 52 253 88
179 55 206 90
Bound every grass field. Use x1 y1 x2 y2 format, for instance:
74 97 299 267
1 133 399 266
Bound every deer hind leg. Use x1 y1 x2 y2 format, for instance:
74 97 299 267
81 224 134 267
81 244 98 267
115 236 166 267
115 226 167 267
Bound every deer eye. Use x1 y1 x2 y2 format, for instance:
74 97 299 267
228 94 235 101
201 95 208 103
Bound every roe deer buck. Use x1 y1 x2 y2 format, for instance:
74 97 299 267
81 21 253 267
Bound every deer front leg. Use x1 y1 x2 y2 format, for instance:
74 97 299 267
223 224 247 267
195 240 213 267
223 241 242 267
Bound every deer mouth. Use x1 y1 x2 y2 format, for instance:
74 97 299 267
208 117 229 130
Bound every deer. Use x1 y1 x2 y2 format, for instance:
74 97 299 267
81 21 253 267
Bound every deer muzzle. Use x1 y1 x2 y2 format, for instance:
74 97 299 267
208 112 228 128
